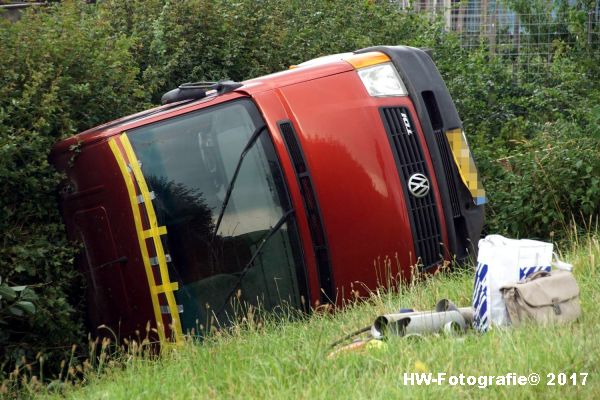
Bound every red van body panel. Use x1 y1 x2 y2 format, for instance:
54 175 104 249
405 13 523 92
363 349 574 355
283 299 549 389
268 71 449 298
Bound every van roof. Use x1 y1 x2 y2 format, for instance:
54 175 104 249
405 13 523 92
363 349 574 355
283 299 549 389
51 59 354 156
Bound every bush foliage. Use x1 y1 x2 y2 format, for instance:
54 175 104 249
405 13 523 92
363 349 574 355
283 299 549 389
0 0 598 378
0 1 147 375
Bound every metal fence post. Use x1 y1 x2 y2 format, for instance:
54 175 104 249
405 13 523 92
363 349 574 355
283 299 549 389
589 11 593 46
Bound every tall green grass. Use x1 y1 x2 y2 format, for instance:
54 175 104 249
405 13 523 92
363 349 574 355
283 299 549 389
19 233 600 399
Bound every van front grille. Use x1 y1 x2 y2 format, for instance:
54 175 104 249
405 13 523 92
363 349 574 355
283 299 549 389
380 107 443 269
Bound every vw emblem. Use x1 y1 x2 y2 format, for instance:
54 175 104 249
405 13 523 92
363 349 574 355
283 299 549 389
408 173 430 198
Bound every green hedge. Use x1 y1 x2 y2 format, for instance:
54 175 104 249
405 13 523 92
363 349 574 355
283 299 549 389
0 1 147 375
97 0 445 101
0 0 598 378
480 116 600 238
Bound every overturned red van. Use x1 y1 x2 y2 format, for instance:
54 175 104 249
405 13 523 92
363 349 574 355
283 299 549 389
51 46 485 342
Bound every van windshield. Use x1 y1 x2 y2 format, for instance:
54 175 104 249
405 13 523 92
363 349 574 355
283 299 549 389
128 99 305 333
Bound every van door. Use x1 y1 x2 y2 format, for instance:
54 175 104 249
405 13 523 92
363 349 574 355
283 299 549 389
125 98 308 333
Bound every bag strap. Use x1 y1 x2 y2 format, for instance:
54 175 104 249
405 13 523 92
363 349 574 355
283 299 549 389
523 270 551 282
551 252 574 271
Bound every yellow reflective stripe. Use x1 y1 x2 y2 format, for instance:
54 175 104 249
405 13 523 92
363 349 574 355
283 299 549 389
143 226 167 239
119 133 184 342
445 129 486 204
108 138 166 343
152 282 180 295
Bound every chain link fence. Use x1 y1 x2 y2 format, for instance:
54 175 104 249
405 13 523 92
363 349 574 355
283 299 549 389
393 0 600 73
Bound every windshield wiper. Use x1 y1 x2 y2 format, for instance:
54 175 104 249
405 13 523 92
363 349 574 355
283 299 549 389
211 125 267 241
213 208 295 318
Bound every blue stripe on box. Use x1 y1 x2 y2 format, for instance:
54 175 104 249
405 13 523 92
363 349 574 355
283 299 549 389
519 265 551 280
473 262 489 332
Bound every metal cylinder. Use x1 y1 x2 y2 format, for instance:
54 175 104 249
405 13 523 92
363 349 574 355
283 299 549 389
371 310 467 339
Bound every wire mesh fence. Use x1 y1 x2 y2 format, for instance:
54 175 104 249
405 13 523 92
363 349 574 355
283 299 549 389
392 0 600 74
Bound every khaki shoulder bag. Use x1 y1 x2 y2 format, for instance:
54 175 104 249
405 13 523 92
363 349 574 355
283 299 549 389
500 270 581 327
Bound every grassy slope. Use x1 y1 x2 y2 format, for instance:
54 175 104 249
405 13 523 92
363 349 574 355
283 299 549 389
45 235 599 399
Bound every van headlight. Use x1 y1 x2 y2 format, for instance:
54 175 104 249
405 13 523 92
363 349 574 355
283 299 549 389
357 62 408 97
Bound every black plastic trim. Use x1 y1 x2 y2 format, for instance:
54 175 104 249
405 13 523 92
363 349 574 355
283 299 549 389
433 129 461 218
161 81 243 105
278 120 335 304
